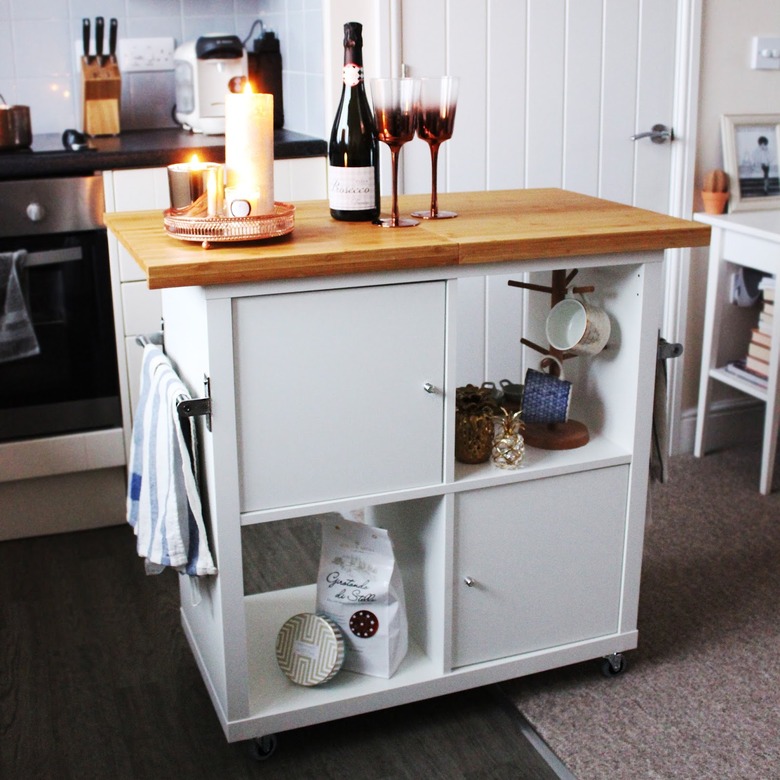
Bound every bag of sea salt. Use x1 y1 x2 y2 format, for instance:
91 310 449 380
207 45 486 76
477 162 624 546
316 515 408 678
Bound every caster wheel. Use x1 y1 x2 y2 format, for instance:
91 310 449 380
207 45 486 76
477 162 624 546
600 653 627 677
247 734 278 761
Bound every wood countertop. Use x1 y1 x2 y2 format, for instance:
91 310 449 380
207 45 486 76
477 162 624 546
104 188 711 290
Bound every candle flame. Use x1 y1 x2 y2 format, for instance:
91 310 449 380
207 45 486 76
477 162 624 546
189 153 204 170
243 81 255 95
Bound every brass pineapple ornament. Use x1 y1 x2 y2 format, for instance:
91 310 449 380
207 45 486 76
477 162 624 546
492 407 525 469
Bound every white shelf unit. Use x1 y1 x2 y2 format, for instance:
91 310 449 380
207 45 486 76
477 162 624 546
694 210 780 494
160 251 662 743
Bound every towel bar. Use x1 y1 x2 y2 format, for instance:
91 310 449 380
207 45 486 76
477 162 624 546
135 334 211 430
135 332 164 348
177 375 212 432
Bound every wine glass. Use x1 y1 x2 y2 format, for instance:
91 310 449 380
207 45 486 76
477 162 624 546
371 78 421 227
411 77 459 219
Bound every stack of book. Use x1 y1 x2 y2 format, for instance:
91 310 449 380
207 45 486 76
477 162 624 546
746 276 775 378
725 275 774 389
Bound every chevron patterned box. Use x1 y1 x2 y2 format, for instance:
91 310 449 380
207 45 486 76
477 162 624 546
275 612 345 686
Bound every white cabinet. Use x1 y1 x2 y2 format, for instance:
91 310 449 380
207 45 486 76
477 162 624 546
157 248 662 744
452 466 628 667
234 282 446 511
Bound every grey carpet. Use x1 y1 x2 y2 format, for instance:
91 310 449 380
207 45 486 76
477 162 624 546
502 444 780 779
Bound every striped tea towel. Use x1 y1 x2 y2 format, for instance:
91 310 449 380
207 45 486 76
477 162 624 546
0 250 40 364
127 344 217 577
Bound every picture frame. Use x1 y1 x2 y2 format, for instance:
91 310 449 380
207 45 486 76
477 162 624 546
721 114 780 212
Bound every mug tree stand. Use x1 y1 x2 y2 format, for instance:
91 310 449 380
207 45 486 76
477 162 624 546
508 268 593 450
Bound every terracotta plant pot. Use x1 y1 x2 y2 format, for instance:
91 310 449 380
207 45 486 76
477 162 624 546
702 191 729 215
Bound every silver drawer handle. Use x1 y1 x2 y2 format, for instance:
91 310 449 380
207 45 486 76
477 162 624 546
423 382 437 394
464 576 476 587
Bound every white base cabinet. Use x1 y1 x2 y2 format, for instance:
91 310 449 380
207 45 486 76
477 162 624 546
234 282 446 510
160 252 662 743
453 467 628 667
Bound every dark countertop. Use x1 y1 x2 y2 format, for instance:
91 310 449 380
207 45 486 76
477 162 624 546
0 127 326 181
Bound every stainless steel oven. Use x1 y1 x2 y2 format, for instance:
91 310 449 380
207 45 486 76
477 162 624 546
0 175 121 443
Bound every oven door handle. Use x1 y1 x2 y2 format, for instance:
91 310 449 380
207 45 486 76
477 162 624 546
23 247 83 267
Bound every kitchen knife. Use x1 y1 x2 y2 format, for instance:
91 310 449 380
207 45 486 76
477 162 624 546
109 18 118 63
95 16 104 66
82 18 91 63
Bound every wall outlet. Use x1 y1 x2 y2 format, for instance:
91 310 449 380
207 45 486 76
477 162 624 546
117 37 176 72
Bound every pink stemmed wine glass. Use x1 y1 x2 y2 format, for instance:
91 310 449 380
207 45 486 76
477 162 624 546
411 77 459 219
371 78 421 227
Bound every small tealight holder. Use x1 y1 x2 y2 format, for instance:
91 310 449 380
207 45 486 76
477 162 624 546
225 185 261 217
167 161 224 211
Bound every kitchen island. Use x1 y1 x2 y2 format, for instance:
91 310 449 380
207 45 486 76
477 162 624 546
105 190 710 748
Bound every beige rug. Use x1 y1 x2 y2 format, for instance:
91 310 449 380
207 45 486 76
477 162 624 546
502 445 780 779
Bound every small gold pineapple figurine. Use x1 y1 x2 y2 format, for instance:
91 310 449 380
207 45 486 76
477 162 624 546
492 407 525 469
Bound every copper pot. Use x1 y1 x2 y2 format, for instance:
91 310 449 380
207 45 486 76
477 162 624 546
0 102 32 150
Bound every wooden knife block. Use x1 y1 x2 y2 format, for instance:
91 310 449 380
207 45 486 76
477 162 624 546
81 57 121 136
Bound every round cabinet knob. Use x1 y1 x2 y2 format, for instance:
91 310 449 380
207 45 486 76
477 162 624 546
463 576 476 587
26 202 46 222
423 382 437 394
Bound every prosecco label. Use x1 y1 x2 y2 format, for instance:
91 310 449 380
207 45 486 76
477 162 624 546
328 165 376 210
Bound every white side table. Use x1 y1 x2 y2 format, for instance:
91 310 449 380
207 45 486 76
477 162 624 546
694 210 780 495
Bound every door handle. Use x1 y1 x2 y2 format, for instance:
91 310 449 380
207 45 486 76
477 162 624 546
630 124 674 144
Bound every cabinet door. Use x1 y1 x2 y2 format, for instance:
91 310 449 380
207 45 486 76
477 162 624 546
452 465 628 667
235 282 446 511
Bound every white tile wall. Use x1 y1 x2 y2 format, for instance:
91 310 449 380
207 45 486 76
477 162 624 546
0 0 325 138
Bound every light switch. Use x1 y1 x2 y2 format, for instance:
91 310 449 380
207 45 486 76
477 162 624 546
751 37 780 70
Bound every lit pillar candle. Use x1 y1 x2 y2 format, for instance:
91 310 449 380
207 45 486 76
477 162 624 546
225 83 274 215
168 155 223 213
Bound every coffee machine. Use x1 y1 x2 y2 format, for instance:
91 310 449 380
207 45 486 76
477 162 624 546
174 34 247 134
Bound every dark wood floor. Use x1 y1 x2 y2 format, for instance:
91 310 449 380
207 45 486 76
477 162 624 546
0 524 563 779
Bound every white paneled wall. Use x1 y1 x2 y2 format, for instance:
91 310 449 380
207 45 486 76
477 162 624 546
392 0 687 391
400 0 678 210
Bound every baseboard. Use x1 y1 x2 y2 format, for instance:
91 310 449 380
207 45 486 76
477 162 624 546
678 397 764 455
0 467 126 541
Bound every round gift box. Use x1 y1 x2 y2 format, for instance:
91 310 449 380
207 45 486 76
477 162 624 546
275 613 345 686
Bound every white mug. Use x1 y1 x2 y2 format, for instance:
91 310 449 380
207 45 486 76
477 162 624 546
545 297 611 356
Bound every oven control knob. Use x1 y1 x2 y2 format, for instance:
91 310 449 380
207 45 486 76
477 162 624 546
26 202 46 222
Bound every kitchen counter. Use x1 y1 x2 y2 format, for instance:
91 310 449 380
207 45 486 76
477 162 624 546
0 127 326 181
104 188 711 290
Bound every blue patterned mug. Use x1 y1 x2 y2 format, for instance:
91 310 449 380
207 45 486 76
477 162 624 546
522 367 572 424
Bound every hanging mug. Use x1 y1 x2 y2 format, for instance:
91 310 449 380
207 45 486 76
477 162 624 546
521 366 572 424
545 296 611 356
